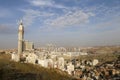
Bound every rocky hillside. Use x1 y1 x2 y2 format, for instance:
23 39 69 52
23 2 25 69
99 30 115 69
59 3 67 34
0 54 76 80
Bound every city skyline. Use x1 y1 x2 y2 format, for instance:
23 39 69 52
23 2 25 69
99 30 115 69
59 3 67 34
0 0 120 49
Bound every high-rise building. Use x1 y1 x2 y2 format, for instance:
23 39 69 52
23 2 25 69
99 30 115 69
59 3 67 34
23 40 34 51
18 20 24 54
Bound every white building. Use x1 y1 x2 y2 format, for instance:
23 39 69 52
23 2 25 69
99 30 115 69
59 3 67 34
38 59 46 67
58 57 64 70
25 53 38 64
67 62 74 75
38 59 54 68
11 53 20 62
92 59 99 66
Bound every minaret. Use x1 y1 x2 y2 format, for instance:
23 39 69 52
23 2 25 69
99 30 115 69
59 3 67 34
18 20 24 55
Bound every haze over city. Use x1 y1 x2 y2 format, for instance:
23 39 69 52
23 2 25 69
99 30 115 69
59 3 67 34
0 0 120 49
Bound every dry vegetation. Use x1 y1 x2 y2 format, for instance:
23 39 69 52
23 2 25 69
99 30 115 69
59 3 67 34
78 53 118 62
0 54 76 80
78 46 120 65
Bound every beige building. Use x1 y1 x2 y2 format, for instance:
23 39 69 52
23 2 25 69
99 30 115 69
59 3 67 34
18 20 34 53
23 40 34 51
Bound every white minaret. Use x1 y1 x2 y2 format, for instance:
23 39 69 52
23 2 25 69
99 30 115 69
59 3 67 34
18 20 24 55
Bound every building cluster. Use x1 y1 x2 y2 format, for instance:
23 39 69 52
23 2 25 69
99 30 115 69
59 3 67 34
73 58 120 80
11 21 88 74
11 21 120 79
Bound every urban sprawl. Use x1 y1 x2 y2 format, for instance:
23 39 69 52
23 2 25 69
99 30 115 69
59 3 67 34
1 21 119 80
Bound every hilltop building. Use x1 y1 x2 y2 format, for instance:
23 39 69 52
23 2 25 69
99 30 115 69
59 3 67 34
18 20 34 53
12 20 34 61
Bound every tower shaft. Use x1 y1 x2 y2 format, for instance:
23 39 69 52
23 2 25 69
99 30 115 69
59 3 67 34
18 22 24 54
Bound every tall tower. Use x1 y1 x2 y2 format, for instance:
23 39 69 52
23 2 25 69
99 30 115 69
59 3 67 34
18 20 24 54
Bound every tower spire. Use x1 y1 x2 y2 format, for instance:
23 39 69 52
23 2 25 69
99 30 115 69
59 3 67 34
20 19 23 25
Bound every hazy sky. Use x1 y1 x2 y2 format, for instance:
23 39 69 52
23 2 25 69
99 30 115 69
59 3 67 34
0 0 120 49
